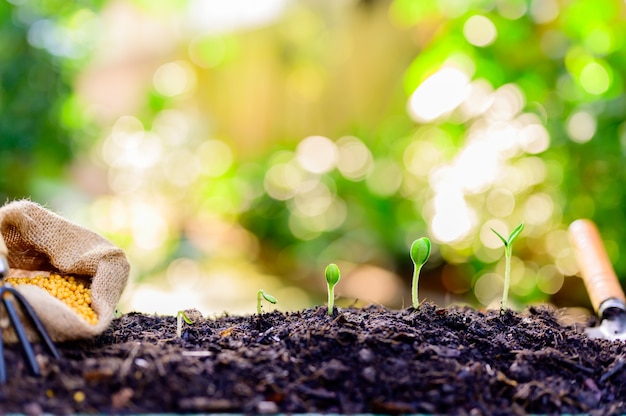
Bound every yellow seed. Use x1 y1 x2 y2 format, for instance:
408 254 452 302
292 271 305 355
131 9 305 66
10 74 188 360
74 391 85 402
4 274 98 325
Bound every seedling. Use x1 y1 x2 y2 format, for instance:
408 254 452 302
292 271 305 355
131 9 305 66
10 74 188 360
325 263 341 315
491 222 524 314
410 237 431 309
176 310 193 339
257 289 277 315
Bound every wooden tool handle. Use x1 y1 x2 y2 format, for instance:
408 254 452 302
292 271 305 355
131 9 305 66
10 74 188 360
569 219 626 313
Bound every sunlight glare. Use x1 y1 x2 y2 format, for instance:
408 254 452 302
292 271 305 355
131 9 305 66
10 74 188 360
520 123 550 154
436 0 469 18
430 190 475 243
485 84 525 121
292 180 333 218
579 61 611 95
567 111 596 143
473 272 503 306
152 110 192 146
454 142 500 193
296 135 338 174
517 157 547 186
407 66 470 122
463 15 497 47
337 136 373 181
186 0 287 34
164 149 202 187
166 258 203 290
497 0 527 20
128 284 204 316
131 202 169 250
153 61 197 97
366 159 402 197
530 0 559 24
536 265 564 295
91 196 130 233
289 197 346 239
523 193 554 225
104 131 163 170
486 188 515 217
107 169 142 194
198 140 234 177
264 158 305 200
112 115 143 142
459 79 494 119
404 139 443 178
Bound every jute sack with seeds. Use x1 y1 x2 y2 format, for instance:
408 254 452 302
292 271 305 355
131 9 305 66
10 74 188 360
0 200 130 342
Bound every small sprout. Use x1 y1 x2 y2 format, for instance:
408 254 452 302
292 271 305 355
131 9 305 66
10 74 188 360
410 237 431 309
176 310 193 339
325 263 341 315
257 289 277 315
491 222 525 314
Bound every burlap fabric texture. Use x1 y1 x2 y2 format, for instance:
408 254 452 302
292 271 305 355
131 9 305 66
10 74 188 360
0 200 130 342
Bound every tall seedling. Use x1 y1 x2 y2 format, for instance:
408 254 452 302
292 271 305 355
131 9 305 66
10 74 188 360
325 263 341 315
491 222 524 314
410 237 431 309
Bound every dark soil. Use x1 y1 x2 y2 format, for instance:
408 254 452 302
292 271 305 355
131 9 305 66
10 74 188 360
0 303 625 415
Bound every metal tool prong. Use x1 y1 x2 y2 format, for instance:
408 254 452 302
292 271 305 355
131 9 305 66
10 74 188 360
585 299 626 341
0 254 60 383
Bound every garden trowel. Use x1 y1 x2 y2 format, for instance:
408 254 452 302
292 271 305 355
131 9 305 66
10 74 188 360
569 219 626 341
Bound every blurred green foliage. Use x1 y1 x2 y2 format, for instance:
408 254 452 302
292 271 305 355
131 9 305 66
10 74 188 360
0 0 101 200
6 0 626 312
238 0 626 308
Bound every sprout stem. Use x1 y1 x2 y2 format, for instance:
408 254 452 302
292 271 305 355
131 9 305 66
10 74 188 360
501 245 512 313
411 262 423 309
327 282 335 314
176 310 192 339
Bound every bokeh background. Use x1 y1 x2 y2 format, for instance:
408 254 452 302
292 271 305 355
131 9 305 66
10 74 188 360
1 0 623 316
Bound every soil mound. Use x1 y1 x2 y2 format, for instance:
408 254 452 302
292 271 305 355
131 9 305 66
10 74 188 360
1 304 624 415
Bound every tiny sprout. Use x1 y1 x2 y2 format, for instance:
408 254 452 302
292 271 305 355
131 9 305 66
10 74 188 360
325 263 341 315
410 237 431 309
176 310 193 339
257 289 277 315
491 222 524 314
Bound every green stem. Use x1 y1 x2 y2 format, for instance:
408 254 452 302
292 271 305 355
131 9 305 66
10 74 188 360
257 290 262 315
176 313 183 338
501 247 511 314
327 283 335 315
412 264 422 309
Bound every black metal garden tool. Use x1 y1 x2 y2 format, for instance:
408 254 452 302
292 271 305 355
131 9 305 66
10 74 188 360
0 255 60 383
569 219 626 341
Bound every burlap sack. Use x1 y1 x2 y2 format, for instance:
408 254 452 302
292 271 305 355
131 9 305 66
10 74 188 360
0 200 130 342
